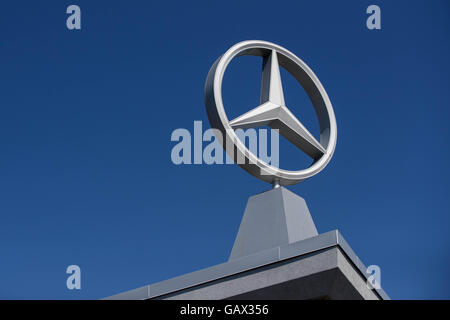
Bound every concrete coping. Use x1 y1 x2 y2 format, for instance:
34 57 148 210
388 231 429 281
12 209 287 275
104 230 389 300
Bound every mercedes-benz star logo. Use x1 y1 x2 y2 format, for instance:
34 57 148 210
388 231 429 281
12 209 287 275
204 40 337 186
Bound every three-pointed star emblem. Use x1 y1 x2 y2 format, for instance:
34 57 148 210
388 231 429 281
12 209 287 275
229 50 326 160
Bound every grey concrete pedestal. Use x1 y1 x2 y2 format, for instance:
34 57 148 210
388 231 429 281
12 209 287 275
105 188 389 300
105 230 389 300
230 187 318 260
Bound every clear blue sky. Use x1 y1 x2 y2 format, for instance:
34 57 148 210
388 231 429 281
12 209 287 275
0 0 449 299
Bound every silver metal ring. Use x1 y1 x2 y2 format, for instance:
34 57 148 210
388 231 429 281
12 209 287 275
204 40 337 186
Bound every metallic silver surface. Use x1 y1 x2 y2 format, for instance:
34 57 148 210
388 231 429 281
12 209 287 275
204 40 337 185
